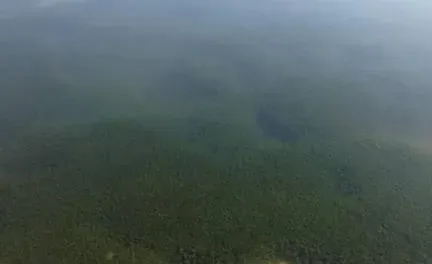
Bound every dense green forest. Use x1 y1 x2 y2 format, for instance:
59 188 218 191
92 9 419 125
1 0 432 263
1 115 432 263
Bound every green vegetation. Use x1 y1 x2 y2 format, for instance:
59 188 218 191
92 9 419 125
0 118 431 263
1 4 432 262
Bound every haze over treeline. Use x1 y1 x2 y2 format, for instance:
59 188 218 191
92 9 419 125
1 0 432 144
1 1 432 263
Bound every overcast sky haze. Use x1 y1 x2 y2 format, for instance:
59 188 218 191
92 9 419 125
36 0 89 7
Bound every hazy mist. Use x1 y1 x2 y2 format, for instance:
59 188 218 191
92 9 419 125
1 1 432 263
1 0 432 144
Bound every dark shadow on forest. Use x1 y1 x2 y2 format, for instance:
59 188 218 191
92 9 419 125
256 106 302 142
